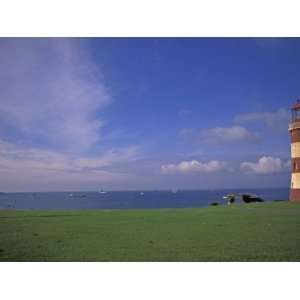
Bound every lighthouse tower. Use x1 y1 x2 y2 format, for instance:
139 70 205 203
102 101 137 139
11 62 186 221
289 99 300 202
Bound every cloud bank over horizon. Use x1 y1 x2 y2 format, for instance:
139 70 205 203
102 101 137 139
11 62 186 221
0 138 141 192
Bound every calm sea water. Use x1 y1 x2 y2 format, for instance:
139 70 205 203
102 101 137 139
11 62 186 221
0 188 289 210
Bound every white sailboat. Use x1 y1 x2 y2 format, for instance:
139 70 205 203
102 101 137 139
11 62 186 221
98 188 107 194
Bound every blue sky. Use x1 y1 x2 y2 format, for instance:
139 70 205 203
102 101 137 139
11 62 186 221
0 38 298 192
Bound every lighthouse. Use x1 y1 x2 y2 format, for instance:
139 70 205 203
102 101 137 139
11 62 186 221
289 99 300 202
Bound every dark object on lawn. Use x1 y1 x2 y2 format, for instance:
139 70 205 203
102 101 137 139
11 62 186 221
210 202 219 206
242 194 264 203
223 194 235 205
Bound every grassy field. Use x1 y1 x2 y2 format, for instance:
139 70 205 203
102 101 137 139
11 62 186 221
0 201 300 261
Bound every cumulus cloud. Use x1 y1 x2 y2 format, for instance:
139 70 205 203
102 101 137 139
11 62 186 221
161 160 229 174
240 156 289 174
181 126 259 144
0 38 110 153
234 108 289 132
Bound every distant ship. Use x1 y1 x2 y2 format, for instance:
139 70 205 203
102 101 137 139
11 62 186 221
98 188 107 194
140 192 144 196
69 193 87 198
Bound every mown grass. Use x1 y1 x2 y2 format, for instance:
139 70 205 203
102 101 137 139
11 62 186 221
0 201 300 261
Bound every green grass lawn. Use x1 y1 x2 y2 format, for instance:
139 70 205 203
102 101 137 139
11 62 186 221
0 201 300 261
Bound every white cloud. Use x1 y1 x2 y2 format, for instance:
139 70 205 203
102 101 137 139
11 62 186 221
0 38 110 153
0 39 147 191
0 140 139 172
197 126 259 144
0 140 140 191
161 160 229 174
74 147 140 169
240 156 289 174
234 108 289 132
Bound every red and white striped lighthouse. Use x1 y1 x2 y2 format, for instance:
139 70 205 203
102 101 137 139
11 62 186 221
289 99 300 202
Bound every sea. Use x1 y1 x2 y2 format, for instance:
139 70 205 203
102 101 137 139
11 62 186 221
0 188 289 210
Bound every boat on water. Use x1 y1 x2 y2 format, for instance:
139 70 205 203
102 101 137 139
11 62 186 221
140 192 144 196
98 188 107 194
69 193 87 198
